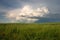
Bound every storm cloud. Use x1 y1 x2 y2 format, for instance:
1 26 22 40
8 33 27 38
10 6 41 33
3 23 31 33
0 0 60 23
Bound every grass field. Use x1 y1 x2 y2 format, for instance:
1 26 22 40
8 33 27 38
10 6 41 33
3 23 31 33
0 23 60 40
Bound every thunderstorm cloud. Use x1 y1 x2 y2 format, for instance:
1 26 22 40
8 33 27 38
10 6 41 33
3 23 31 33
0 0 60 23
5 5 49 23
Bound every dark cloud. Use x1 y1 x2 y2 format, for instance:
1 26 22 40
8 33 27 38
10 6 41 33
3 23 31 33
45 13 60 18
0 0 22 9
35 18 60 23
0 0 60 23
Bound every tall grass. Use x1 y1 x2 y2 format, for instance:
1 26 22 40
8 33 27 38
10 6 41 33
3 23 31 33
0 23 60 40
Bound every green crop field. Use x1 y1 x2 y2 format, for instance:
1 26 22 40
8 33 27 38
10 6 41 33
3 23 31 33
0 23 60 40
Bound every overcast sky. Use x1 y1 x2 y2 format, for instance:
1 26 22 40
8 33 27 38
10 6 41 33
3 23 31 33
0 0 60 23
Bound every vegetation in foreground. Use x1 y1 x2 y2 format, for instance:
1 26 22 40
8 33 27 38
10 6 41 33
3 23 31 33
0 23 60 40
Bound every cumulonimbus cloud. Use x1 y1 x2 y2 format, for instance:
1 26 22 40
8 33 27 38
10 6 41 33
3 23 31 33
5 5 49 23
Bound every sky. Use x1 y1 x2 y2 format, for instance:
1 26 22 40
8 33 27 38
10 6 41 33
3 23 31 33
0 0 60 23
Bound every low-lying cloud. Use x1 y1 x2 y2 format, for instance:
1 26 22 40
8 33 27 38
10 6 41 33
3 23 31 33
5 5 49 23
